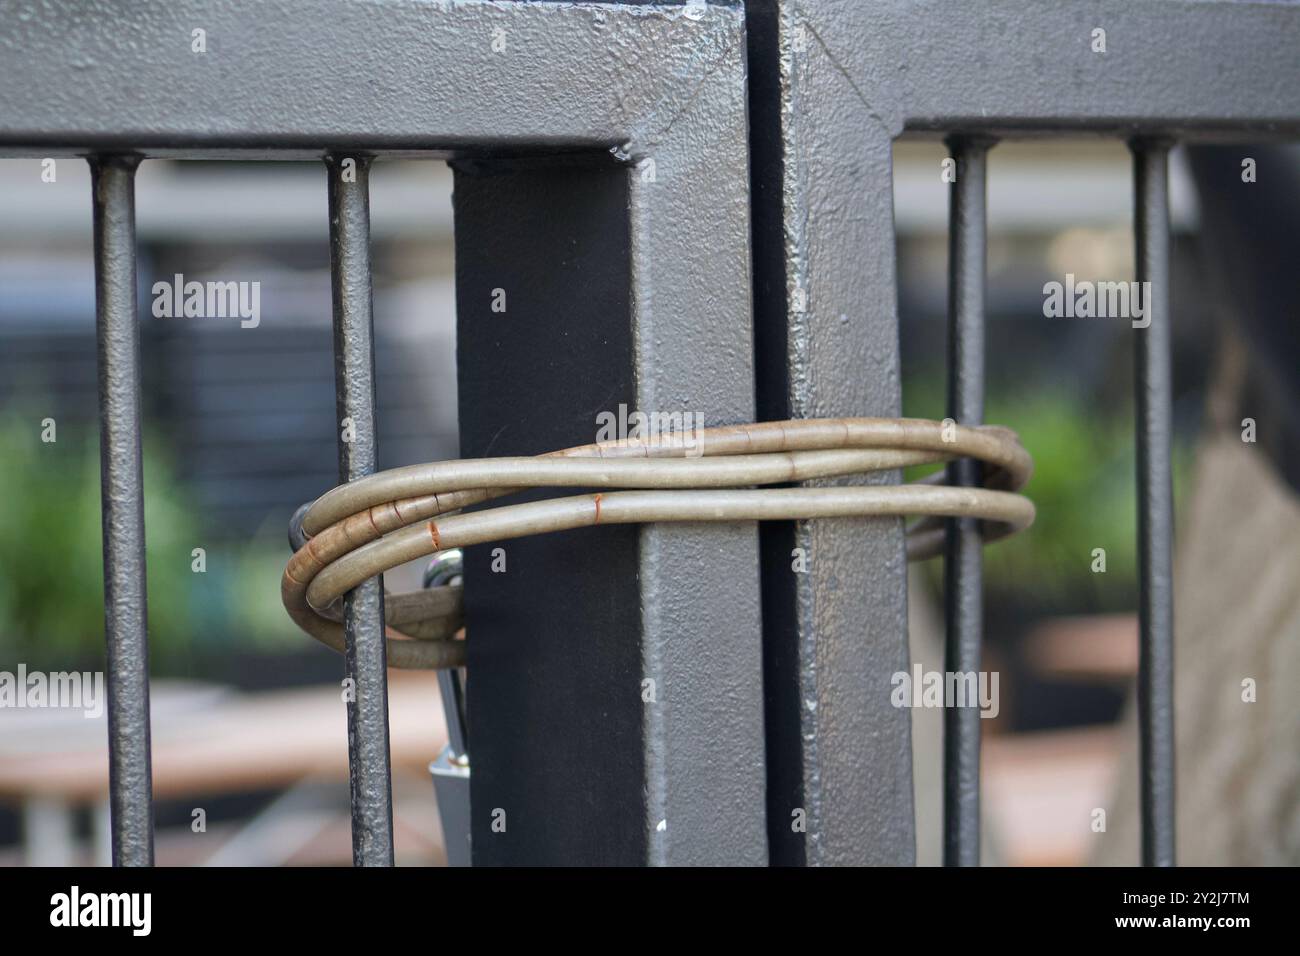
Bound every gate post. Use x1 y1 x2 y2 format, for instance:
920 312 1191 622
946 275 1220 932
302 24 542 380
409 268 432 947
747 0 917 866
453 5 766 865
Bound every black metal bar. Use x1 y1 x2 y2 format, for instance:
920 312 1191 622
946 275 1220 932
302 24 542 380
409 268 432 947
943 135 993 867
453 164 648 864
326 154 395 867
1131 139 1176 868
90 154 155 867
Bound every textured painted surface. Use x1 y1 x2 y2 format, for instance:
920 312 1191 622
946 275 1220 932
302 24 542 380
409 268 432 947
326 155 395 866
91 156 155 867
3 0 1296 157
627 6 764 865
748 0 915 866
787 0 1300 141
0 0 756 157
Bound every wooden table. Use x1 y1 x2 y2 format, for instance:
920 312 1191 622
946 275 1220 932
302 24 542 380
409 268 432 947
0 671 448 865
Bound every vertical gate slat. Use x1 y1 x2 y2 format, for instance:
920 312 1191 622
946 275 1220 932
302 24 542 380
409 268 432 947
91 154 155 867
326 154 396 867
943 136 993 867
1132 139 1177 868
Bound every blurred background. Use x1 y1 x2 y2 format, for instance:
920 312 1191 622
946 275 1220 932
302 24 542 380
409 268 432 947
0 142 1295 865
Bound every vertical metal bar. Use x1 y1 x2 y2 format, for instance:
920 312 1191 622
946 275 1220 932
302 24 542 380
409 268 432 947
943 136 993 867
452 165 649 864
90 155 155 867
325 154 395 867
1131 139 1176 867
747 1 916 866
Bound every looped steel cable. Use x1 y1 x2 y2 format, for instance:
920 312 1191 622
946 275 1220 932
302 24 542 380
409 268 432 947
282 417 1034 669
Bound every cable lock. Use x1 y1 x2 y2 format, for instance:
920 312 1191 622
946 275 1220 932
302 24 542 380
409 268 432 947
282 417 1034 669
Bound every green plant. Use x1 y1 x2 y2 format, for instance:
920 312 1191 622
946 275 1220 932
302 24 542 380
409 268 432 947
0 408 201 669
904 379 1189 613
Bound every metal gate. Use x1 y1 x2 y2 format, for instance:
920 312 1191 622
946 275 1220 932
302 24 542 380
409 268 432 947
1 0 1297 866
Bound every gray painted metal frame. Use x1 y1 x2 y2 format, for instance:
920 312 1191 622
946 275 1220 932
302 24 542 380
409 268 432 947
0 0 756 157
747 0 916 867
746 0 1300 868
0 0 765 866
3 0 1299 868
7 0 1296 154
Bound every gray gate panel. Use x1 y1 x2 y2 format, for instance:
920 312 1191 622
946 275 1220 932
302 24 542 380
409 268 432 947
746 0 1300 869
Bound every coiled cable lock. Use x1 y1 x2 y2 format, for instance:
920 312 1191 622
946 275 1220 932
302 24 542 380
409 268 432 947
282 417 1034 670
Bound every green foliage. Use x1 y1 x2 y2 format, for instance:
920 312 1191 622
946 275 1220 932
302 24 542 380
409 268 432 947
904 380 1189 613
0 409 200 669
